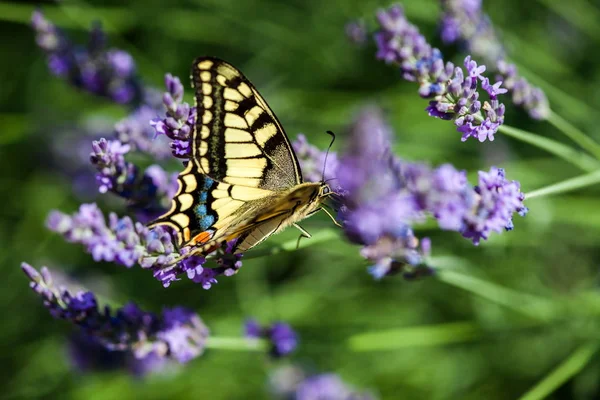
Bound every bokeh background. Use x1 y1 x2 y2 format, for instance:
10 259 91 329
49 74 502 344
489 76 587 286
2 0 600 399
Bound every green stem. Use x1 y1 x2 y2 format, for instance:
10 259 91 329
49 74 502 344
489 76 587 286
347 321 481 351
547 112 600 159
526 170 600 199
497 124 600 172
435 269 557 320
205 336 268 351
518 342 600 400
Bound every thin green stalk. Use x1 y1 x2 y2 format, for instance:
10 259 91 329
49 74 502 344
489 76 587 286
205 336 268 351
348 322 481 351
497 124 600 172
526 170 600 199
536 0 600 42
436 269 557 320
518 342 600 400
547 112 600 159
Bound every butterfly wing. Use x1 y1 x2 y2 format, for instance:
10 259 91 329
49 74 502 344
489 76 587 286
149 57 304 250
191 57 302 190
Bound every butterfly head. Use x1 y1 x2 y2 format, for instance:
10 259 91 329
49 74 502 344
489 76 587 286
318 182 333 198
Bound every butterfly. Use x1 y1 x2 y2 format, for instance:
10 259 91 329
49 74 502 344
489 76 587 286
148 56 339 257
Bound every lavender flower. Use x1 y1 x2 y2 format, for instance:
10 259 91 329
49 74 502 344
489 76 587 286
345 20 368 45
269 366 377 400
373 4 506 142
403 163 528 244
150 74 196 158
115 105 174 159
439 0 550 119
245 319 298 357
295 374 376 400
31 11 142 105
90 138 176 214
67 332 168 376
336 108 433 278
46 203 243 288
335 107 527 277
22 264 209 365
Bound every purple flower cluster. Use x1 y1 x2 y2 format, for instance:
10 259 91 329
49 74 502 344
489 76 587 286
345 20 368 45
439 0 550 119
150 74 196 158
335 108 433 278
114 104 174 159
374 4 506 142
269 366 376 400
46 203 243 288
22 264 209 368
31 11 142 105
403 163 528 245
90 138 176 215
245 319 298 357
331 107 526 277
67 331 167 376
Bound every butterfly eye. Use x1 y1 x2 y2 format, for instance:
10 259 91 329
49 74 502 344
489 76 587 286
321 186 331 196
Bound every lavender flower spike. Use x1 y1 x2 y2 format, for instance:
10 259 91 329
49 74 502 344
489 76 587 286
22 263 209 365
31 11 142 105
150 74 196 158
46 203 243 288
335 108 433 279
335 106 527 277
245 319 298 357
90 138 176 213
374 4 506 142
269 366 377 400
439 0 550 119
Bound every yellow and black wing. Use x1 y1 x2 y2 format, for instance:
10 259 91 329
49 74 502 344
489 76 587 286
149 57 303 250
191 56 302 190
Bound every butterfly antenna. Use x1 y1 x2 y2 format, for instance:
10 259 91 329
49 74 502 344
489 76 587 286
321 130 336 182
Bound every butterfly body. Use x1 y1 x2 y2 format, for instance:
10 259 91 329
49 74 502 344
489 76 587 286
149 57 334 256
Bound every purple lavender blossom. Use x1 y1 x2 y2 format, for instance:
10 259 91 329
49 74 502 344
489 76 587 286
46 203 242 288
244 319 298 357
402 163 528 244
373 4 506 142
115 105 174 159
67 332 168 376
31 11 142 105
335 107 527 277
335 108 433 278
90 138 176 213
22 264 209 365
345 20 368 45
150 74 195 158
269 366 377 400
295 374 377 400
439 0 550 119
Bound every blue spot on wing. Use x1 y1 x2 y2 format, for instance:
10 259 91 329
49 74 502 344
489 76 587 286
194 204 215 230
195 204 207 216
199 214 215 230
202 177 214 190
199 191 208 202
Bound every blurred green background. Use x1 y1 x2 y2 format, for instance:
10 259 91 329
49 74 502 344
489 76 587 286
2 0 600 399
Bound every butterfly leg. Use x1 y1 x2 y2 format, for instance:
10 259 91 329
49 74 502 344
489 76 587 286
293 223 312 249
321 207 343 228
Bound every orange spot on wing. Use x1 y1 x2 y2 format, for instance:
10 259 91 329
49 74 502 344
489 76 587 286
191 231 213 245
